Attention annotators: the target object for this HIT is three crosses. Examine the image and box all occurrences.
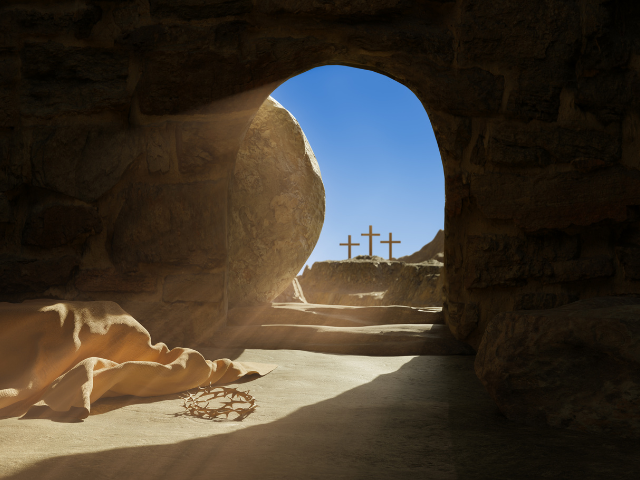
[340,225,401,260]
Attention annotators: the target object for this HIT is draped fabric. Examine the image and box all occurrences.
[0,300,276,419]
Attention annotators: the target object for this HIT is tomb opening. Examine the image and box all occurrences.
[227,65,446,313]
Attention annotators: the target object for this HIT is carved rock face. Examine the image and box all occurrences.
[228,97,325,306]
[298,256,443,308]
[475,296,640,438]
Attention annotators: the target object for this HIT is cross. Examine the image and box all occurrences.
[380,232,401,260]
[361,225,380,256]
[339,235,360,259]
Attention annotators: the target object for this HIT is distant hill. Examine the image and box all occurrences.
[279,230,446,308]
[396,229,444,263]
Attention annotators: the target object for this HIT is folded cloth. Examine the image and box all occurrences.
[0,300,276,419]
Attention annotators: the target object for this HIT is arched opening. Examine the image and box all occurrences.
[223,65,467,355]
[4,1,638,465]
[271,65,444,273]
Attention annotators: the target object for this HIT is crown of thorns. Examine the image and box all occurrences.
[179,385,257,421]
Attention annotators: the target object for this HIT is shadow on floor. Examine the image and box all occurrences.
[5,357,640,480]
[19,372,262,421]
[19,405,88,423]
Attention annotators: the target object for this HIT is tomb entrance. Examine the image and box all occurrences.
[0,1,636,351]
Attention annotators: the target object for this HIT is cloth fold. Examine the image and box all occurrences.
[0,300,276,419]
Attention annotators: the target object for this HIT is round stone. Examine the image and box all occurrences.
[228,97,325,306]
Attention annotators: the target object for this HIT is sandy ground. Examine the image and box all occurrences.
[1,349,639,480]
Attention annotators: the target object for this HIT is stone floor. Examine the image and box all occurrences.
[1,349,639,480]
[218,303,472,355]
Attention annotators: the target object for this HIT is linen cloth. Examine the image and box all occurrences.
[0,300,276,419]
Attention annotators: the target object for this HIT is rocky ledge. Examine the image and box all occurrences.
[475,296,640,438]
[297,255,443,308]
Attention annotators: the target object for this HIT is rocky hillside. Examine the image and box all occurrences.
[297,255,443,308]
[397,229,444,263]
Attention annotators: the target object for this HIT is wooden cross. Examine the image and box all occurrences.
[339,235,360,259]
[361,225,380,256]
[381,232,401,260]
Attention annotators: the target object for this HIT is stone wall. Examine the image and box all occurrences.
[298,256,443,308]
[1,0,639,348]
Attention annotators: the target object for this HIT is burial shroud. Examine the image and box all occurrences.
[0,300,276,419]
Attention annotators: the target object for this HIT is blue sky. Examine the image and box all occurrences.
[270,66,444,270]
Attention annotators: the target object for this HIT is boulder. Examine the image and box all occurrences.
[475,296,640,438]
[299,255,443,307]
[228,97,325,307]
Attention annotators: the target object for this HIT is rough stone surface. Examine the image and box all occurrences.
[470,167,640,232]
[464,233,580,289]
[0,255,78,298]
[299,256,443,308]
[475,297,640,438]
[162,273,224,303]
[145,124,174,174]
[30,126,144,203]
[22,200,102,248]
[513,292,580,311]
[0,0,639,363]
[0,194,13,223]
[75,271,157,293]
[228,97,325,307]
[177,121,231,175]
[618,246,640,281]
[119,301,226,348]
[112,182,227,270]
[20,42,129,118]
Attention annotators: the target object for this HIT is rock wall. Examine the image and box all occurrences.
[475,297,640,437]
[1,1,639,348]
[299,256,443,308]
